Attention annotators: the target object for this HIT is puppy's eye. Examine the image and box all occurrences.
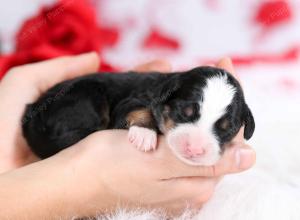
[163,105,170,116]
[183,103,198,117]
[184,106,194,117]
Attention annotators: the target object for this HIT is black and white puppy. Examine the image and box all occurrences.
[22,66,255,166]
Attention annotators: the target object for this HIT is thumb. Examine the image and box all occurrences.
[212,144,256,176]
[157,134,256,178]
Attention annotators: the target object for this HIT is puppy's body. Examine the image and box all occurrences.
[22,67,255,165]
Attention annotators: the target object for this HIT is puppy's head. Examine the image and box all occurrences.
[152,67,255,166]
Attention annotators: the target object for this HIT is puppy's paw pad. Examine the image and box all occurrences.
[128,126,157,152]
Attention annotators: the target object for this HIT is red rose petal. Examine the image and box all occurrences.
[143,29,180,50]
[254,0,293,29]
[0,0,118,78]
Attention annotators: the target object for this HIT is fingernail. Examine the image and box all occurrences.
[222,57,232,65]
[66,52,99,73]
[217,57,235,74]
[235,149,255,170]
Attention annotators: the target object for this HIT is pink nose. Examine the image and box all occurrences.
[180,134,206,157]
[183,142,205,157]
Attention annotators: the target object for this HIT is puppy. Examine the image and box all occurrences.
[22,66,255,166]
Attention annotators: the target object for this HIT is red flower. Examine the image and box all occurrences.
[0,0,119,78]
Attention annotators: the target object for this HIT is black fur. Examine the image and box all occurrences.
[22,67,255,158]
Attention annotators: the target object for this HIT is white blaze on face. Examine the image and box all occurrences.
[167,74,236,166]
[199,75,236,129]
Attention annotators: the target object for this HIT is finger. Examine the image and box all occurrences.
[144,176,217,216]
[217,57,235,74]
[211,144,255,175]
[157,176,219,206]
[179,177,219,203]
[167,146,255,178]
[228,126,245,144]
[195,127,256,176]
[216,57,241,82]
[155,136,255,178]
[16,52,100,92]
[133,59,172,72]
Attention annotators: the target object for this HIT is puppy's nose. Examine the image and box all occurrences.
[179,133,207,157]
[184,144,205,157]
[182,140,205,157]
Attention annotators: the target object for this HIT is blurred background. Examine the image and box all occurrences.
[0,0,299,213]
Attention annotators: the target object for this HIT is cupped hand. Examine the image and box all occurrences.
[60,58,256,216]
[0,54,255,217]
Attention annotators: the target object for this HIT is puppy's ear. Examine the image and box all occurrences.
[153,75,181,104]
[243,104,255,140]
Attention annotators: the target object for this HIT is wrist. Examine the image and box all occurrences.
[53,142,111,217]
[0,147,103,219]
[40,146,108,218]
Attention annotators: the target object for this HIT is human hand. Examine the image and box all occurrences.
[0,54,255,218]
[55,58,256,217]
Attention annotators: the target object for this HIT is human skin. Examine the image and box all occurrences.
[0,53,256,219]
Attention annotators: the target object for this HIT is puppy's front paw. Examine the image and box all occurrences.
[128,126,157,152]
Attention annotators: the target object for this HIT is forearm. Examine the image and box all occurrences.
[0,150,91,219]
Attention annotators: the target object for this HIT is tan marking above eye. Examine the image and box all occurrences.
[219,119,230,130]
[163,105,170,115]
